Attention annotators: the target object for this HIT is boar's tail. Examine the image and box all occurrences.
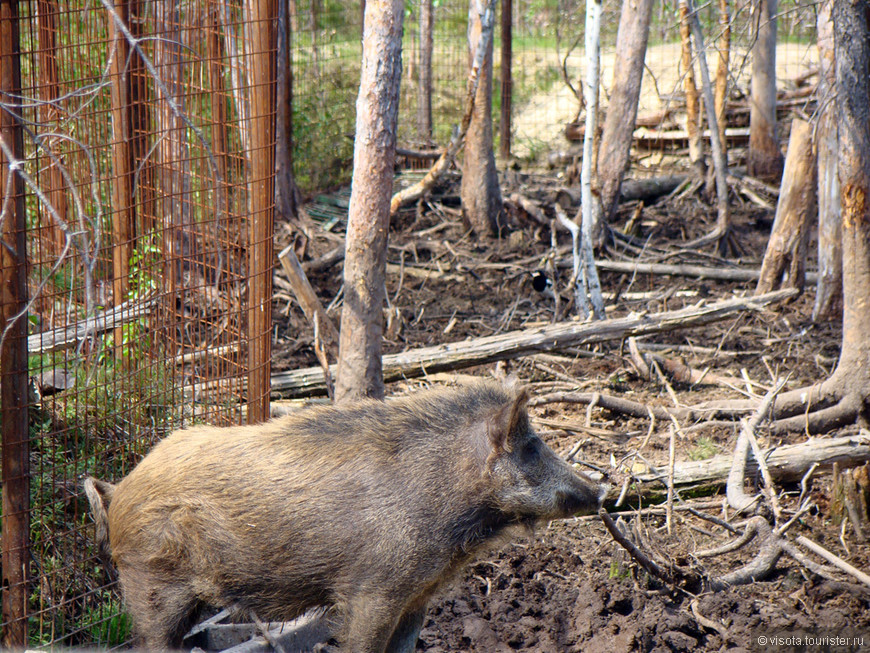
[83,477,117,578]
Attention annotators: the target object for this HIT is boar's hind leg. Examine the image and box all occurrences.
[120,571,201,649]
[385,607,426,653]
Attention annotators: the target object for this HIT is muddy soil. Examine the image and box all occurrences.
[273,171,870,652]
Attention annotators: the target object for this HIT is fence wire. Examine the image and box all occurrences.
[1,0,274,646]
[1,0,816,648]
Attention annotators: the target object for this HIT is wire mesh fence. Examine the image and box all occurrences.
[1,0,817,648]
[1,0,274,646]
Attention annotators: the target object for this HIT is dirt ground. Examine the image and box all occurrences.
[273,165,870,652]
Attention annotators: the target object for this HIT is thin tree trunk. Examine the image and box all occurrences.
[686,0,731,249]
[713,0,730,166]
[417,0,433,145]
[748,0,782,181]
[155,0,193,339]
[813,0,841,322]
[219,2,250,157]
[756,118,816,294]
[499,0,512,160]
[335,0,405,402]
[461,0,503,238]
[596,0,654,228]
[108,0,137,357]
[679,0,704,178]
[36,0,67,258]
[577,0,605,319]
[276,0,302,220]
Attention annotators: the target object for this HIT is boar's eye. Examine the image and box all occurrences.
[522,439,540,462]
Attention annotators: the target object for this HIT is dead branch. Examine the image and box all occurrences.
[599,509,695,588]
[726,380,785,513]
[694,516,767,558]
[795,535,870,589]
[277,245,339,358]
[271,289,796,397]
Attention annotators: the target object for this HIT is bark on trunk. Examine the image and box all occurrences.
[756,118,816,294]
[748,0,783,181]
[36,0,67,257]
[830,1,870,386]
[813,0,842,322]
[679,0,704,178]
[276,0,302,221]
[713,0,730,168]
[687,0,731,246]
[597,0,654,225]
[461,0,503,237]
[335,0,405,402]
[155,0,193,338]
[417,0,433,145]
[499,0,512,160]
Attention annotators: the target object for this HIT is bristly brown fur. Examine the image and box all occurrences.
[86,379,604,652]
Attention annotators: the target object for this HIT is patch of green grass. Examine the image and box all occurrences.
[687,436,719,461]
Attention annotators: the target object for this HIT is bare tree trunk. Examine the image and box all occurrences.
[748,0,783,181]
[108,0,137,357]
[713,0,730,166]
[756,118,816,294]
[596,0,654,227]
[761,1,870,435]
[679,0,704,178]
[499,0,512,160]
[686,0,731,252]
[831,1,870,385]
[36,0,67,258]
[155,0,193,339]
[813,0,842,322]
[417,0,433,145]
[576,0,605,319]
[335,0,404,403]
[276,0,302,221]
[461,0,503,238]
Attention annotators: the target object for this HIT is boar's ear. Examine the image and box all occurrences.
[487,387,530,453]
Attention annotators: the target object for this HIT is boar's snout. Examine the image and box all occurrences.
[556,474,609,517]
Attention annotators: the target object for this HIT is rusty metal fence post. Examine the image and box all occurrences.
[0,0,30,646]
[246,0,276,423]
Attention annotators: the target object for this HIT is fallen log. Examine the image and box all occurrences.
[270,288,797,398]
[574,259,819,284]
[631,433,870,489]
[28,292,157,354]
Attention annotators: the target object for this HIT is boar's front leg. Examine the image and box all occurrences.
[120,569,201,649]
[384,606,427,653]
[341,593,413,653]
